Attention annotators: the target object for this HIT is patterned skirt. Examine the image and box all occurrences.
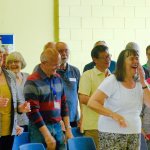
[98,131,140,150]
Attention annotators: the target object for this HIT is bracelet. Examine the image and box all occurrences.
[142,86,148,89]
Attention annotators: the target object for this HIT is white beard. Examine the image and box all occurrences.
[61,59,68,65]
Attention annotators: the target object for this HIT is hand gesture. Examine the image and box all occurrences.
[16,125,24,135]
[19,101,31,113]
[111,112,127,128]
[45,135,56,150]
[0,97,9,107]
[142,129,149,140]
[78,113,83,133]
[60,120,66,132]
[23,101,31,112]
[65,128,73,140]
[138,64,145,84]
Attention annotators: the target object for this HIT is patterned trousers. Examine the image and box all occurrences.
[98,132,140,150]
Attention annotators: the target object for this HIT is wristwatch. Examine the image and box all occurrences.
[65,125,71,129]
[142,85,148,89]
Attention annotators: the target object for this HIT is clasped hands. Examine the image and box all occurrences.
[0,97,9,107]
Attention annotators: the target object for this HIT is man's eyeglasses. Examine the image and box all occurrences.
[98,54,112,60]
[45,61,60,68]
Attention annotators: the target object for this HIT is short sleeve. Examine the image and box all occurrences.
[78,71,92,96]
[98,74,118,97]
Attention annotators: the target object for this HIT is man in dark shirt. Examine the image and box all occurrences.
[24,48,73,150]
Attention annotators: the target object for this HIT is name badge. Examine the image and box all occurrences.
[69,78,76,82]
[54,101,60,109]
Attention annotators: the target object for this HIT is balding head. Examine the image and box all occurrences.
[43,42,55,50]
[56,42,68,50]
[40,48,61,76]
[40,48,59,63]
[125,42,140,54]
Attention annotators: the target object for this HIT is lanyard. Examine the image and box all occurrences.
[46,77,57,100]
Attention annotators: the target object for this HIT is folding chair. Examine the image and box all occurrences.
[67,137,96,150]
[19,143,45,150]
[12,132,30,150]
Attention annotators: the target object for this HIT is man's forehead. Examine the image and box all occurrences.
[98,50,109,55]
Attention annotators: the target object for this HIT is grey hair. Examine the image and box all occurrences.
[125,42,140,53]
[6,51,27,69]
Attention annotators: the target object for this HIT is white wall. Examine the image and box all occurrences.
[0,0,54,73]
[59,0,150,72]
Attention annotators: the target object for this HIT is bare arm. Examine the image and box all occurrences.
[87,89,127,127]
[142,85,150,107]
[78,93,89,105]
[63,116,73,139]
[138,65,150,107]
[78,93,90,132]
[78,72,91,105]
[77,94,84,132]
[88,89,111,115]
[39,125,56,150]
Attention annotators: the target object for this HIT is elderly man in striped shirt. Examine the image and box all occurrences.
[24,48,73,150]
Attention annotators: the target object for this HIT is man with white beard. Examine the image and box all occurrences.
[56,42,80,127]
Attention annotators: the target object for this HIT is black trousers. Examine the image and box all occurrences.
[0,135,14,150]
[70,121,77,127]
[20,125,28,132]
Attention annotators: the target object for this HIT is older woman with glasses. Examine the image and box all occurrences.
[0,48,30,150]
[6,51,29,132]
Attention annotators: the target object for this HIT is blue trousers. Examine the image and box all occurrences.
[29,122,66,150]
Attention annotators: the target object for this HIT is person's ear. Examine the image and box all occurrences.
[92,58,97,64]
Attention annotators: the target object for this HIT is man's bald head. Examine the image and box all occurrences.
[43,42,56,50]
[125,42,140,54]
[40,48,60,63]
[40,48,61,76]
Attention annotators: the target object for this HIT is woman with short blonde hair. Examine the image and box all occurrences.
[6,51,29,132]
